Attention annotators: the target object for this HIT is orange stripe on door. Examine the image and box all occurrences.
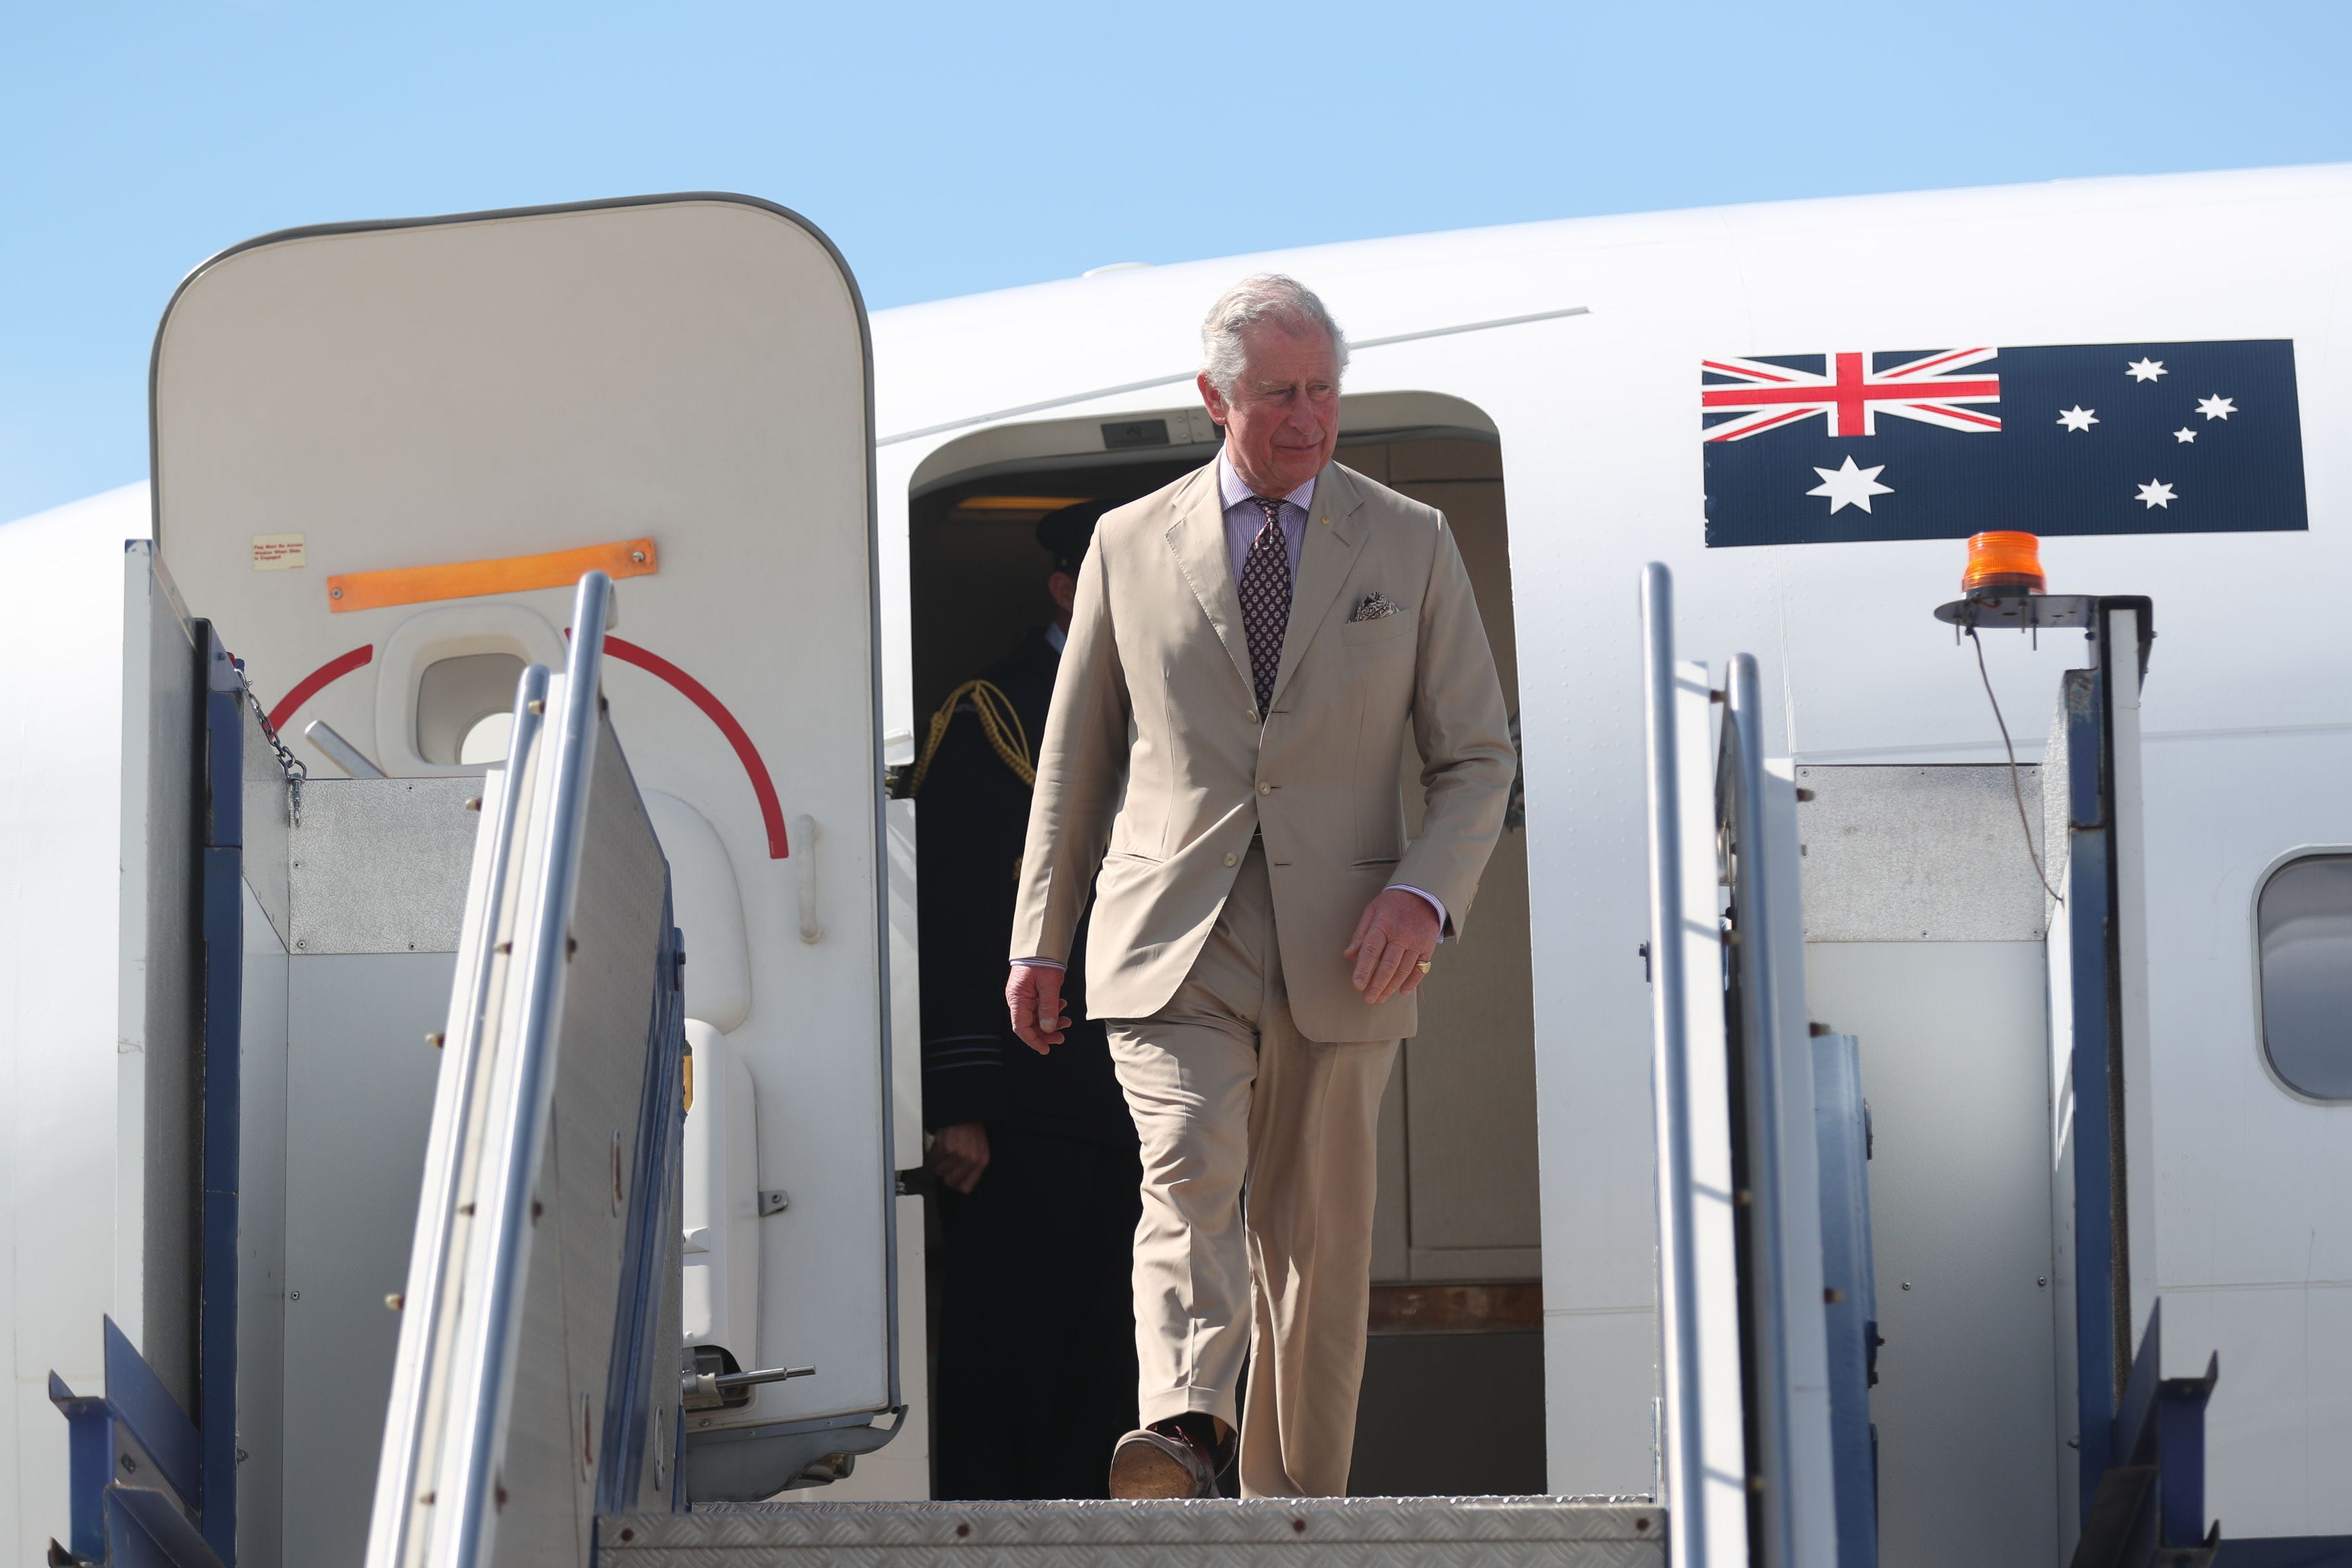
[327,538,657,612]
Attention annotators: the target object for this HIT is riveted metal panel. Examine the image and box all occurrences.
[596,1496,1663,1566]
[1795,764,2047,943]
[288,777,482,954]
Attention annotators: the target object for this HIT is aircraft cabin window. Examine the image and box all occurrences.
[459,710,514,765]
[2255,852,2352,1101]
[415,651,524,767]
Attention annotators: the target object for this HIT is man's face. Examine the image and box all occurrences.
[1198,321,1340,497]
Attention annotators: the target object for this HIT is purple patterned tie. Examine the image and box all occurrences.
[1239,496,1292,719]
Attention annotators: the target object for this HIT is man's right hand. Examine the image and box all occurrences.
[930,1122,990,1194]
[1006,963,1069,1055]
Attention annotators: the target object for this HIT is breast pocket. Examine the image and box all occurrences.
[1339,611,1414,647]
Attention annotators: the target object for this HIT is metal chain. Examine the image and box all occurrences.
[238,673,308,828]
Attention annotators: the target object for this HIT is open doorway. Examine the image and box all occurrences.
[907,390,1541,1495]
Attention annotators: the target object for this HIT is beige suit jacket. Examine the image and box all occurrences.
[1009,459,1515,1042]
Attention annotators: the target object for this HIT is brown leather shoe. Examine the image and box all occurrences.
[1108,1426,1219,1499]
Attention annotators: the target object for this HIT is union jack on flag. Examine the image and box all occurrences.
[1701,348,2002,442]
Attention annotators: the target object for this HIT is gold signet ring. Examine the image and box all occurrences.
[1416,960,1432,975]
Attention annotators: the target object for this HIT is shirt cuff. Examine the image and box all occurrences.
[1011,957,1066,971]
[1385,884,1449,936]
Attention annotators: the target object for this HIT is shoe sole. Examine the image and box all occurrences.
[1108,1436,1211,1499]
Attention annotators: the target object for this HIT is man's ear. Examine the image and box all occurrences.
[1197,370,1228,426]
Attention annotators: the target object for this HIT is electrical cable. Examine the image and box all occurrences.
[1968,624,2063,905]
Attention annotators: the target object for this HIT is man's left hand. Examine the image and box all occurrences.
[1344,889,1441,1006]
[930,1122,991,1194]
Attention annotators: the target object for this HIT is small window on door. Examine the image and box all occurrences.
[416,653,524,766]
[2256,853,2352,1101]
[459,710,515,765]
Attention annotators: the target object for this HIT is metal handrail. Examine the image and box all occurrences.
[1721,652,1798,1568]
[366,662,551,1567]
[440,571,614,1568]
[1639,563,1709,1567]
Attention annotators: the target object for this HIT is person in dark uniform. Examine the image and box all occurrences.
[915,498,1141,1499]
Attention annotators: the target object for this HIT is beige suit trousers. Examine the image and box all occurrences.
[1108,842,1397,1499]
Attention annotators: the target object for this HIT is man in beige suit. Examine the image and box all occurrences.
[1004,275,1514,1499]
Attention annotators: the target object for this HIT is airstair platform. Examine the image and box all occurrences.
[594,1495,1663,1567]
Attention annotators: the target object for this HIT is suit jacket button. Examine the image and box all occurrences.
[1223,852,1238,868]
[1257,783,1273,796]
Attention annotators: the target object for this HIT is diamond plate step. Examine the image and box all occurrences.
[596,1495,1664,1567]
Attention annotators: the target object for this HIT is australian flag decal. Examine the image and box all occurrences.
[1701,341,2306,547]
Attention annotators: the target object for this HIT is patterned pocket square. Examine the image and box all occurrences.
[1350,592,1402,622]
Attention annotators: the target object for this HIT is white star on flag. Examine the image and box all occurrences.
[2197,394,2236,420]
[2135,479,2177,510]
[2058,406,2099,431]
[1807,456,1894,514]
[2126,358,2168,382]
[2173,427,2198,444]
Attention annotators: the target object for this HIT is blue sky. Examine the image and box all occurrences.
[4,0,2348,521]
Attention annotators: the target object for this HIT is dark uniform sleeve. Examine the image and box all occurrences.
[914,696,1033,1130]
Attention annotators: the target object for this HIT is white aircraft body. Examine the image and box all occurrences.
[0,161,2345,1566]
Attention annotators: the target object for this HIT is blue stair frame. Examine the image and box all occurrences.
[48,1321,226,1568]
[2070,1303,2218,1567]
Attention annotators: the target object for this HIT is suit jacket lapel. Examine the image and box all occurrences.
[1163,464,1256,702]
[1268,462,1365,712]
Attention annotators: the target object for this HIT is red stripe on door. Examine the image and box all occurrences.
[600,636,791,860]
[266,645,375,734]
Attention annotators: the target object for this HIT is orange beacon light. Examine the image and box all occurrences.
[1934,529,2097,636]
[1961,531,2046,595]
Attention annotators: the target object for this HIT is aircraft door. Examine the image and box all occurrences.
[148,196,895,1503]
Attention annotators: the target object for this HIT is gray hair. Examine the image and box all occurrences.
[1199,274,1349,395]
